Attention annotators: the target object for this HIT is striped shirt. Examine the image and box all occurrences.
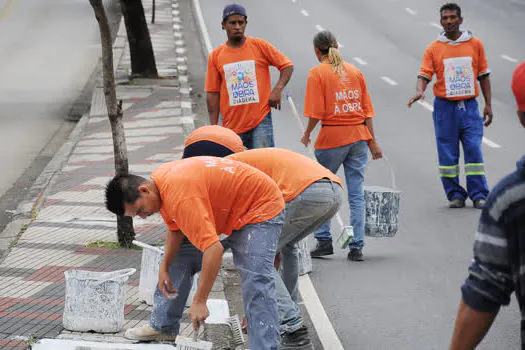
[462,156,525,347]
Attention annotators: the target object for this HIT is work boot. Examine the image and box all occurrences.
[473,198,486,209]
[124,324,176,341]
[348,248,364,261]
[310,239,333,258]
[281,326,314,349]
[449,197,466,208]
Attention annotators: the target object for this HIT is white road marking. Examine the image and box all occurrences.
[315,24,324,31]
[301,9,309,16]
[292,0,296,2]
[405,7,417,15]
[501,54,518,63]
[415,101,501,148]
[381,76,398,86]
[299,275,344,350]
[417,100,434,112]
[192,0,213,54]
[353,57,368,65]
[430,22,442,29]
[482,137,501,148]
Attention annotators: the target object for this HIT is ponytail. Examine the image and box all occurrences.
[313,30,345,76]
[328,47,344,76]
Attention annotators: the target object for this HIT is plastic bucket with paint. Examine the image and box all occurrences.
[364,156,401,237]
[62,268,136,333]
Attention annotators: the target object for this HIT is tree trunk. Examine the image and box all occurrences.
[89,0,135,247]
[119,0,158,78]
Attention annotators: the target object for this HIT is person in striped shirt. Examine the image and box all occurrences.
[449,62,525,349]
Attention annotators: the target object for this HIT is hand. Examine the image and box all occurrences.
[158,269,177,299]
[189,300,209,332]
[408,92,425,108]
[268,87,283,110]
[369,141,383,160]
[483,105,493,127]
[301,133,311,147]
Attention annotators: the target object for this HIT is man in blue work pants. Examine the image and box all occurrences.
[433,97,489,207]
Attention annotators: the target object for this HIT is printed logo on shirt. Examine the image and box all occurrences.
[224,60,260,106]
[202,157,236,174]
[334,89,363,114]
[444,57,475,98]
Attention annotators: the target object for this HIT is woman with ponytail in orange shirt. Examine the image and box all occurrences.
[301,30,382,261]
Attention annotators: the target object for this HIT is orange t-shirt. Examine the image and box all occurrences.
[184,125,245,153]
[227,148,342,202]
[205,37,293,133]
[418,37,489,100]
[151,157,284,252]
[303,62,374,150]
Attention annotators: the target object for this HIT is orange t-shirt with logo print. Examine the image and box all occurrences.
[184,125,245,153]
[418,37,489,100]
[227,148,342,202]
[150,157,284,252]
[304,62,374,150]
[205,36,293,134]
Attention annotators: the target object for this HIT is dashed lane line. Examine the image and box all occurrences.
[353,57,368,65]
[381,76,398,86]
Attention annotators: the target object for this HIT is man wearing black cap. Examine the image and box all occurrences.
[205,3,294,149]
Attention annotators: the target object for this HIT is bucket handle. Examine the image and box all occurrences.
[132,240,163,254]
[96,268,137,280]
[378,154,397,190]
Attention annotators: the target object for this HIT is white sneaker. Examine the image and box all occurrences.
[124,324,177,341]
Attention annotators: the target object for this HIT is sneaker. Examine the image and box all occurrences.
[449,197,466,208]
[473,198,486,209]
[281,326,314,350]
[124,324,176,341]
[310,239,333,258]
[348,248,364,261]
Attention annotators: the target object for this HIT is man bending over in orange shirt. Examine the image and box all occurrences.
[105,157,285,350]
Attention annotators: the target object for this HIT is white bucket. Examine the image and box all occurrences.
[133,240,164,306]
[62,268,136,333]
[364,156,401,237]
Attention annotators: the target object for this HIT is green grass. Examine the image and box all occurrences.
[86,240,142,250]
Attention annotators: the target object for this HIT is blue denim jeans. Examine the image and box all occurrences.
[150,211,284,350]
[313,140,369,249]
[238,112,275,149]
[276,180,343,334]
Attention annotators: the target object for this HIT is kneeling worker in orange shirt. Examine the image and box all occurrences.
[105,156,285,350]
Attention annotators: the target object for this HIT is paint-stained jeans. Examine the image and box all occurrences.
[276,180,343,334]
[238,112,275,149]
[313,140,369,249]
[150,211,284,350]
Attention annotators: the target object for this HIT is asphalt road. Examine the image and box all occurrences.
[0,0,119,231]
[198,0,525,348]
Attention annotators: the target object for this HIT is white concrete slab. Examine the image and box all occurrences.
[33,338,176,350]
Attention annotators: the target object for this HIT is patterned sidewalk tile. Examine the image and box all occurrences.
[0,0,206,344]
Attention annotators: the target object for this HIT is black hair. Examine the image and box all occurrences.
[105,174,147,216]
[440,3,461,17]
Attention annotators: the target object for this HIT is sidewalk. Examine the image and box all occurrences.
[0,0,232,349]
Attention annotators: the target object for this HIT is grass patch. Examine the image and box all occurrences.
[86,240,142,250]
